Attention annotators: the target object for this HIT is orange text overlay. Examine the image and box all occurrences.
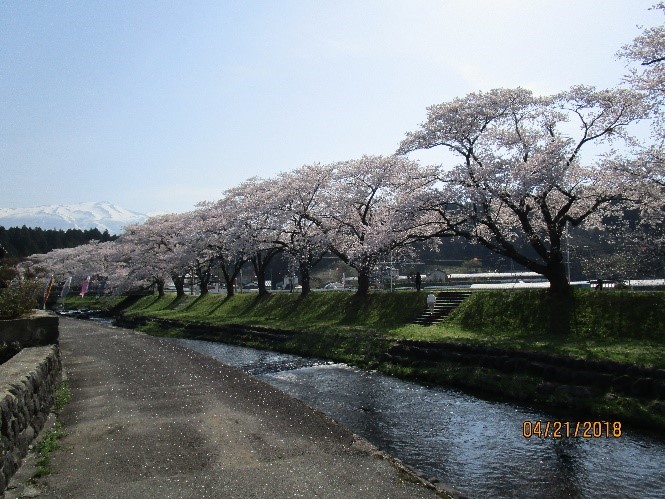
[522,421,622,439]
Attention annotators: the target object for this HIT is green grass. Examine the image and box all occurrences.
[450,289,665,340]
[33,422,66,478]
[53,381,72,413]
[443,289,665,368]
[386,324,665,368]
[32,381,71,479]
[66,289,665,368]
[117,291,428,333]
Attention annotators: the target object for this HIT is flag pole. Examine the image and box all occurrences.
[42,274,54,310]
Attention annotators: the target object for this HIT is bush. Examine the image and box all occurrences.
[0,279,42,319]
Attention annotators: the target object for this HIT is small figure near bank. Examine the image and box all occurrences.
[415,272,422,292]
[426,292,436,314]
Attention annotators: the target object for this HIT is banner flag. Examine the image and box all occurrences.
[80,276,91,297]
[60,277,72,298]
[42,274,54,309]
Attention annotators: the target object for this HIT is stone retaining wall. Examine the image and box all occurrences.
[0,345,61,493]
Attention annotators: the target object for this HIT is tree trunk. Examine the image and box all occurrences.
[544,260,572,335]
[172,275,185,297]
[256,266,268,296]
[299,262,311,296]
[198,268,209,295]
[251,248,281,297]
[544,260,571,298]
[298,250,324,296]
[195,263,211,296]
[156,279,165,298]
[356,272,370,296]
[220,265,235,297]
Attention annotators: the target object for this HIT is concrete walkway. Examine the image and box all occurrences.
[9,318,442,498]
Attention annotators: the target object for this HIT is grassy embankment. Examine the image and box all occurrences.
[64,290,665,432]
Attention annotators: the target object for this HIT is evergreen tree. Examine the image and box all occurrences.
[0,226,119,257]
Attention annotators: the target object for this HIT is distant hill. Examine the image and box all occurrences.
[0,201,147,235]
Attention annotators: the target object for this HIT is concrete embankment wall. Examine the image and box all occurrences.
[0,312,61,493]
[0,310,59,347]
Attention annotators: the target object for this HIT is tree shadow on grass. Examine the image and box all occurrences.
[209,293,306,321]
[207,294,235,315]
[109,295,144,314]
[243,293,273,314]
[164,294,188,310]
[180,293,269,317]
[181,294,211,312]
[277,293,313,316]
[342,294,376,325]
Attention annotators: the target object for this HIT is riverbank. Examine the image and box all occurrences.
[63,290,665,434]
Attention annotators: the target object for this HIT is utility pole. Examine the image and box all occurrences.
[565,228,571,282]
[390,250,394,292]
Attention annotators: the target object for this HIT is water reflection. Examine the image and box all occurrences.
[174,339,665,499]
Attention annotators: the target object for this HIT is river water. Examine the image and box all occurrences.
[172,338,664,498]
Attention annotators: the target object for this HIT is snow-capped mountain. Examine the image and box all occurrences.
[0,202,147,234]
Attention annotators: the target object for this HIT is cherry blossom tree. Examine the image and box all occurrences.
[307,155,439,295]
[398,86,650,303]
[619,3,665,135]
[219,178,285,296]
[24,241,127,295]
[271,164,333,295]
[167,210,221,296]
[617,3,665,189]
[153,213,201,297]
[28,211,235,298]
[82,241,133,295]
[119,214,200,297]
[22,246,84,290]
[115,213,201,297]
[614,3,665,277]
[194,200,260,297]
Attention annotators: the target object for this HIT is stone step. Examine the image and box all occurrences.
[414,292,473,326]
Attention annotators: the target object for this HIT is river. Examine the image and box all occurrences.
[169,338,665,498]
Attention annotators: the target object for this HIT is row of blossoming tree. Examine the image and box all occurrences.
[21,7,665,305]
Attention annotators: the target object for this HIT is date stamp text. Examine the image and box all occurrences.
[522,421,622,439]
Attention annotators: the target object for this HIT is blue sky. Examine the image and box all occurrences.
[1,1,660,214]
